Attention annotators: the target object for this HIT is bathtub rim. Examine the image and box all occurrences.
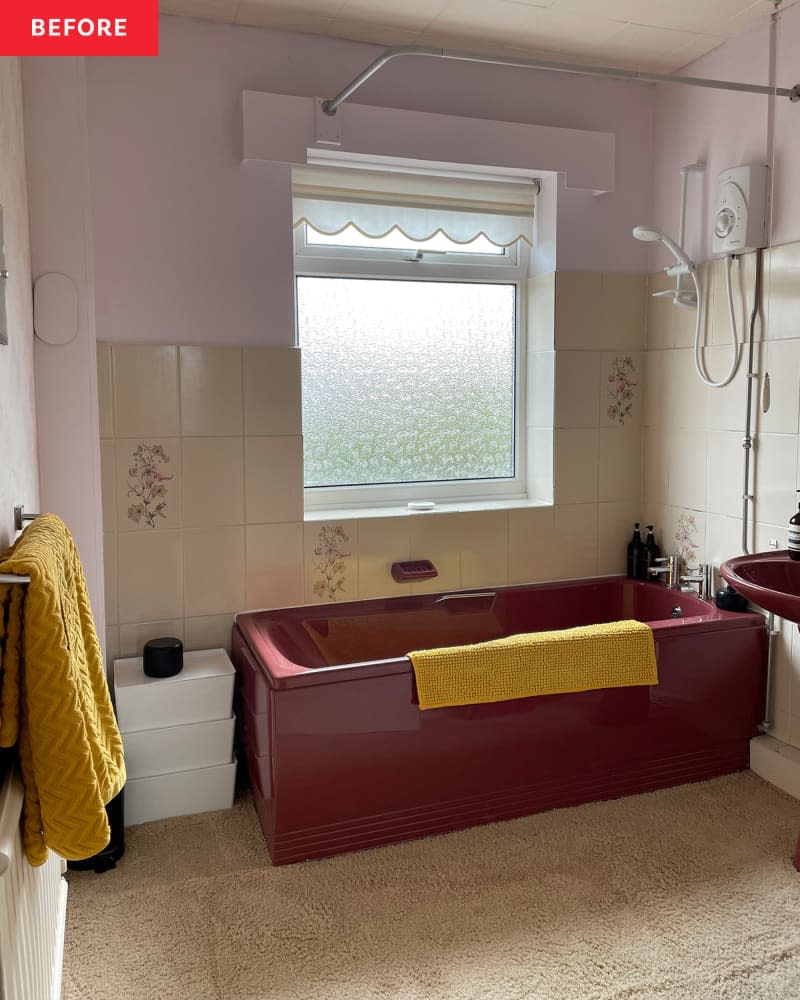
[234,575,765,691]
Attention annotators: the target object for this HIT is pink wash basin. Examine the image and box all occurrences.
[720,550,800,622]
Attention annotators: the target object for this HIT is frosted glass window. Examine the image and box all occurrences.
[297,277,515,488]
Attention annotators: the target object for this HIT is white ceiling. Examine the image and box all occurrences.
[159,0,794,73]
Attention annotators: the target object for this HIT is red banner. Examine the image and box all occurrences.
[1,1,159,56]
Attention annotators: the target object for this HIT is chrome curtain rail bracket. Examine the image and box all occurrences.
[320,45,800,116]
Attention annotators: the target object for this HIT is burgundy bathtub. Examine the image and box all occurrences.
[231,576,766,866]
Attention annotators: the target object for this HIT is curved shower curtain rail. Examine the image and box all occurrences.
[320,45,800,116]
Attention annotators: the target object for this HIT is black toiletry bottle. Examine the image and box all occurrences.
[790,491,800,561]
[627,523,643,579]
[642,525,661,580]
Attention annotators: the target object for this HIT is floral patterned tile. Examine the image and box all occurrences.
[115,438,182,531]
[600,352,642,428]
[669,507,706,574]
[303,521,358,604]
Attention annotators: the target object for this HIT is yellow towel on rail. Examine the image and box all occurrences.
[408,619,658,711]
[0,515,125,866]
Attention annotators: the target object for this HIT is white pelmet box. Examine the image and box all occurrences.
[122,716,236,780]
[113,648,235,733]
[124,758,237,826]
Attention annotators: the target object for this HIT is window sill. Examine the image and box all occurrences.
[304,498,552,522]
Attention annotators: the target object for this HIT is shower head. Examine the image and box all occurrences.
[632,225,695,271]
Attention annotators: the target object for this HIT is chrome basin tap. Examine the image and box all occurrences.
[648,554,680,589]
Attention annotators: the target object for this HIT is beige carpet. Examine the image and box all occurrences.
[62,772,800,1000]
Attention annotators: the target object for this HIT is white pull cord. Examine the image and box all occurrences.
[692,254,740,388]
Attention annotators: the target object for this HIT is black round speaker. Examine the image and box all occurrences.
[142,637,183,678]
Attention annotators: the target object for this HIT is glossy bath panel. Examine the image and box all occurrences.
[230,576,767,865]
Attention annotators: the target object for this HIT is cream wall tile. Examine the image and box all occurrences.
[667,430,706,512]
[705,430,740,517]
[409,513,461,595]
[766,242,800,341]
[646,271,696,351]
[597,500,641,576]
[643,350,667,428]
[304,521,357,603]
[705,513,745,587]
[116,439,181,531]
[180,346,243,436]
[554,351,600,428]
[527,272,555,352]
[527,427,553,504]
[508,506,557,583]
[668,349,709,429]
[100,441,116,531]
[184,614,235,654]
[103,532,118,626]
[245,522,304,610]
[753,433,798,527]
[119,620,185,659]
[708,254,758,349]
[553,504,599,580]
[554,272,602,349]
[97,343,114,438]
[770,708,791,744]
[598,428,642,502]
[244,436,303,524]
[182,437,244,527]
[117,529,183,624]
[771,616,795,720]
[458,510,509,589]
[105,627,120,671]
[600,352,642,429]
[646,272,675,350]
[642,426,668,514]
[762,339,800,436]
[113,345,179,438]
[554,428,598,505]
[243,347,302,436]
[357,516,412,599]
[183,526,244,617]
[600,273,646,350]
[703,346,749,431]
[528,351,554,428]
[754,521,787,557]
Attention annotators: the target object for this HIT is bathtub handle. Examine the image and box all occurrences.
[435,591,496,605]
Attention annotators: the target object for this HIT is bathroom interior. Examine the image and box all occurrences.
[3,0,800,996]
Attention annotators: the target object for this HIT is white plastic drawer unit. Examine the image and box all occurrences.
[124,759,237,826]
[113,648,235,732]
[122,716,236,780]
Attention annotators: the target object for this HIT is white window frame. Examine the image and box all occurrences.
[294,224,529,513]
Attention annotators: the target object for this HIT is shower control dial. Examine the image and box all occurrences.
[712,164,768,256]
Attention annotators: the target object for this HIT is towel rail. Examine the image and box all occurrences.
[1,506,37,583]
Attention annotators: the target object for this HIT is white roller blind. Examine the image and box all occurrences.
[292,165,535,248]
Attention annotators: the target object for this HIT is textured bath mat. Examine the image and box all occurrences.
[62,771,800,1000]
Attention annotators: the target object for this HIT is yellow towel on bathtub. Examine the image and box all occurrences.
[0,515,126,865]
[408,619,658,711]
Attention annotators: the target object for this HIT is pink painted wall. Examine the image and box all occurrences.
[0,59,38,553]
[85,15,655,347]
[652,3,800,267]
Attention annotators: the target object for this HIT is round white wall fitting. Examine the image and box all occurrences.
[33,272,78,345]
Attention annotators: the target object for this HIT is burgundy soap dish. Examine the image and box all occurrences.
[391,560,438,583]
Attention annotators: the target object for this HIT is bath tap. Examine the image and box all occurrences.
[648,554,680,589]
[680,564,713,601]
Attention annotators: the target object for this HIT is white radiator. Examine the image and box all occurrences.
[0,766,67,1000]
